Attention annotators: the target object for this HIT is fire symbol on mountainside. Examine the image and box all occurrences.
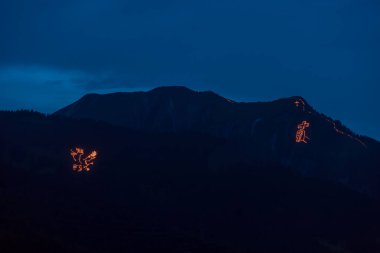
[294,98,307,112]
[70,148,97,172]
[296,121,310,143]
[293,98,366,147]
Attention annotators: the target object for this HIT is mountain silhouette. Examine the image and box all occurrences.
[54,86,380,198]
[1,87,379,252]
[1,109,380,253]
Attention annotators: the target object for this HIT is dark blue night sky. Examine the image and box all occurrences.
[0,0,379,140]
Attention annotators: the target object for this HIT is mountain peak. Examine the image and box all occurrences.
[148,86,233,101]
[150,85,195,93]
[77,86,232,102]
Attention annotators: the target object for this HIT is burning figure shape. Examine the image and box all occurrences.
[296,121,310,143]
[70,148,97,172]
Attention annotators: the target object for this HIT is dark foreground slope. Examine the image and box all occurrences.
[55,86,380,198]
[0,111,380,253]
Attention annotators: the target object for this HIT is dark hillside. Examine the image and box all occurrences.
[0,110,379,252]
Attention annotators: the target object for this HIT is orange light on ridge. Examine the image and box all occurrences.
[325,118,367,148]
[70,148,98,172]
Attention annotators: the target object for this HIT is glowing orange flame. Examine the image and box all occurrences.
[296,120,310,143]
[294,98,307,112]
[70,148,97,172]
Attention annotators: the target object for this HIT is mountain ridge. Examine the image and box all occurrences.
[54,86,364,144]
[53,86,380,198]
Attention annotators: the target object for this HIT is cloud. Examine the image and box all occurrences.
[0,0,379,139]
[0,65,140,112]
